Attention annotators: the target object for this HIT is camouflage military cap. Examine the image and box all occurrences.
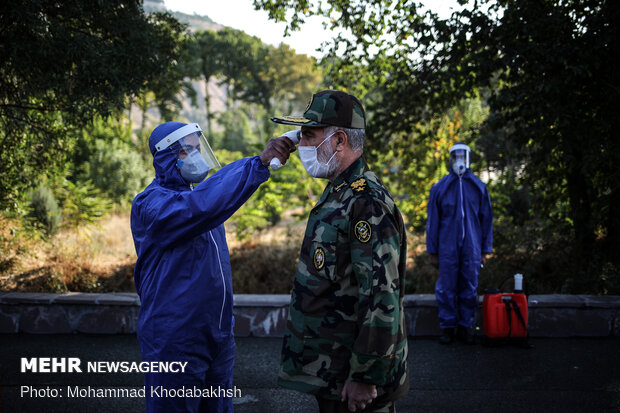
[271,90,366,129]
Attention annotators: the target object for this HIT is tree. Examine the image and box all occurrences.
[188,28,322,142]
[73,116,152,204]
[189,30,222,140]
[377,98,489,231]
[260,43,323,137]
[215,104,257,153]
[255,0,620,292]
[0,0,187,210]
[212,28,268,112]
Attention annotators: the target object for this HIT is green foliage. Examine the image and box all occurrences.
[261,42,323,136]
[23,171,111,237]
[146,16,196,122]
[9,0,618,295]
[374,98,489,231]
[75,117,152,205]
[135,128,155,165]
[52,178,112,231]
[187,28,322,141]
[0,0,187,211]
[80,139,152,205]
[215,28,271,108]
[254,0,620,293]
[187,30,221,139]
[27,185,62,237]
[215,149,324,238]
[465,0,619,289]
[215,105,260,154]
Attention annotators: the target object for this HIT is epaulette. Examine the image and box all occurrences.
[350,177,368,193]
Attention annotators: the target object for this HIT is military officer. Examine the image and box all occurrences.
[271,90,409,413]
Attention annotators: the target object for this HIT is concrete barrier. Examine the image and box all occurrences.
[0,292,619,337]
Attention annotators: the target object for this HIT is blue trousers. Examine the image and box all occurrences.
[144,337,235,413]
[435,254,480,329]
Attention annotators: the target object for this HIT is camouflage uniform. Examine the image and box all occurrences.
[278,157,409,403]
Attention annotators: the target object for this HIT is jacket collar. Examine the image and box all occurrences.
[314,157,367,208]
[331,156,367,191]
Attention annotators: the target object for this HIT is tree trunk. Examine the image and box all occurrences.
[565,152,594,259]
[204,76,213,140]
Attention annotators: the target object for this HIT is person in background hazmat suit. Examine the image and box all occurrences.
[272,90,409,413]
[131,121,295,413]
[426,143,493,345]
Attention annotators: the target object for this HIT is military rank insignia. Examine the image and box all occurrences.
[334,182,346,192]
[351,178,367,192]
[313,247,325,270]
[355,220,371,243]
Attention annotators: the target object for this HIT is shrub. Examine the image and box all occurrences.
[28,185,62,236]
[53,178,112,230]
[78,138,152,205]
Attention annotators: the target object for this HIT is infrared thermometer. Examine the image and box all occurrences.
[270,129,301,170]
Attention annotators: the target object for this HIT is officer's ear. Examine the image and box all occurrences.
[334,130,348,151]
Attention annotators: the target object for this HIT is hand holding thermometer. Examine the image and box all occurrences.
[270,129,301,170]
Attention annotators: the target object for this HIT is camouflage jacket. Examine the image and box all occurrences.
[278,157,409,401]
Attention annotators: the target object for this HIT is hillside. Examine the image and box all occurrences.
[143,0,225,32]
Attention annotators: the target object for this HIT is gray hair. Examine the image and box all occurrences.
[325,126,365,154]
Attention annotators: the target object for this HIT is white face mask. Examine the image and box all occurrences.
[298,131,338,178]
[176,150,210,183]
[452,160,467,176]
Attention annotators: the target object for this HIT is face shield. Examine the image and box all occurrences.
[449,143,470,176]
[154,123,221,182]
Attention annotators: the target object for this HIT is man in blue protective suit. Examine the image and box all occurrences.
[131,121,295,412]
[426,143,493,345]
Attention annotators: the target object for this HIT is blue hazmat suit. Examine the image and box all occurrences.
[426,168,493,329]
[131,122,270,412]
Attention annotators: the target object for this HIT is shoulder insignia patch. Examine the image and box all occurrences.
[351,178,367,192]
[313,247,325,270]
[354,220,372,243]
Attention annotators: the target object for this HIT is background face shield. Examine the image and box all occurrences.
[450,149,470,176]
[450,150,469,168]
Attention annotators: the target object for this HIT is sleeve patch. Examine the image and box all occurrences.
[355,220,372,243]
[313,247,326,270]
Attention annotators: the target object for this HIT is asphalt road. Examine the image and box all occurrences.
[1,334,619,412]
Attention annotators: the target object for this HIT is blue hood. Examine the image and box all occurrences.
[148,121,188,190]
